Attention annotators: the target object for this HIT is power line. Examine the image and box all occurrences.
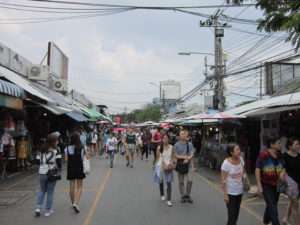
[28,0,256,9]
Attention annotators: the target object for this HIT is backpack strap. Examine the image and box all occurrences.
[186,142,190,155]
[45,151,55,165]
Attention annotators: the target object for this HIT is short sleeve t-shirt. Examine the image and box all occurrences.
[256,150,284,186]
[36,149,61,175]
[283,152,300,184]
[152,132,161,143]
[174,141,194,157]
[106,137,118,151]
[221,158,244,195]
[126,134,136,144]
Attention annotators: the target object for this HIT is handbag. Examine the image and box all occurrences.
[175,143,190,174]
[83,150,91,175]
[45,152,61,182]
[242,174,251,192]
[277,180,288,193]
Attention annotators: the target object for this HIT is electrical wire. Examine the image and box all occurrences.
[27,0,256,9]
[0,9,132,24]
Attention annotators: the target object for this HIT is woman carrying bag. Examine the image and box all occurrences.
[154,134,175,207]
[221,143,248,225]
[65,132,90,214]
[35,133,62,217]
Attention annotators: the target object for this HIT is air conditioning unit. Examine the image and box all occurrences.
[53,79,68,92]
[28,65,49,81]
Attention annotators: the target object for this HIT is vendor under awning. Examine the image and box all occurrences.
[0,79,24,110]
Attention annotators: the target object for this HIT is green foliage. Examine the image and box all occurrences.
[227,0,300,50]
[256,0,300,49]
[118,104,161,123]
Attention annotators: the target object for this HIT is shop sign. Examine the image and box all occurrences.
[0,42,32,77]
[0,94,23,110]
[48,42,69,80]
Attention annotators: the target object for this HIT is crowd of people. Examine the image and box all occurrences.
[221,136,300,225]
[32,125,300,225]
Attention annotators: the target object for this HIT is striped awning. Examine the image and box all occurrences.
[0,79,24,98]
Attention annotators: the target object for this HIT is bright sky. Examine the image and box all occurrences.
[0,0,293,113]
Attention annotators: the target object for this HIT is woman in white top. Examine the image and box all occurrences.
[221,143,246,225]
[155,134,175,207]
[35,133,62,217]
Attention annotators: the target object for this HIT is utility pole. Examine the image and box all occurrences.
[204,56,208,78]
[200,10,231,111]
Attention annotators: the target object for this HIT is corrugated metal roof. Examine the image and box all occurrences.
[226,91,300,115]
[241,105,300,117]
[0,79,24,98]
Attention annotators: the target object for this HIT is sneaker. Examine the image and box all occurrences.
[186,196,193,204]
[34,208,41,217]
[282,218,291,225]
[161,196,166,201]
[167,201,173,207]
[130,165,133,168]
[44,209,54,217]
[126,162,129,167]
[72,204,80,214]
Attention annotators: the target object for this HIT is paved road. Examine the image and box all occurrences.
[0,155,266,225]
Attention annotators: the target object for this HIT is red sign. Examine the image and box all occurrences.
[114,116,121,125]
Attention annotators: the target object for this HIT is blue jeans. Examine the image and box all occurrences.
[36,174,57,210]
[262,184,280,225]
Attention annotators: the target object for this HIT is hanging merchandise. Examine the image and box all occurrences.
[16,120,27,136]
[1,130,16,159]
[17,136,29,169]
[4,114,16,132]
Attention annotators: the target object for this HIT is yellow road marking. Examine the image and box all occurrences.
[196,173,263,224]
[83,169,112,225]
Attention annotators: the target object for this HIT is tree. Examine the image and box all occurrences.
[257,0,300,49]
[227,0,300,49]
[117,104,161,123]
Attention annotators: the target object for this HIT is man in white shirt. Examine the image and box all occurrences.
[106,132,118,168]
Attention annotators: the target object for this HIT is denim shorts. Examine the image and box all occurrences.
[286,176,300,199]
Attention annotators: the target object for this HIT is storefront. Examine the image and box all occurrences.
[0,79,28,177]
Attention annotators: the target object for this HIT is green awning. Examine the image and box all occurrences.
[80,107,105,121]
[103,115,112,122]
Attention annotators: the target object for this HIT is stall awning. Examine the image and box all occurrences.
[0,67,53,103]
[39,103,73,115]
[66,111,88,122]
[0,79,24,98]
[80,107,105,121]
[241,105,300,117]
[0,94,23,110]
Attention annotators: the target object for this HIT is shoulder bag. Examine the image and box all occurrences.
[46,151,61,182]
[83,148,91,175]
[175,143,190,174]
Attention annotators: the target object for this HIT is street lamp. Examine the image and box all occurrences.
[148,82,159,87]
